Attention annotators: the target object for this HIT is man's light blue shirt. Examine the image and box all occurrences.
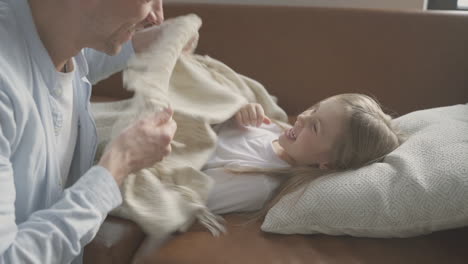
[0,0,134,263]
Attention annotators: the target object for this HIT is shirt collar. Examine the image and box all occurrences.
[9,0,88,87]
[9,0,58,91]
[75,51,89,78]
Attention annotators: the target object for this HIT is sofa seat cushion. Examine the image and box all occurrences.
[131,214,468,264]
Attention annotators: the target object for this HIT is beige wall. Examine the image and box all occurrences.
[166,0,428,10]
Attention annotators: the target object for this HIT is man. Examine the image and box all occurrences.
[0,0,176,263]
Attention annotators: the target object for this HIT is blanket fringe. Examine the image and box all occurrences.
[171,185,226,236]
[197,207,227,236]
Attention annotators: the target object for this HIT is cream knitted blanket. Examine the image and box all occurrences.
[91,14,288,239]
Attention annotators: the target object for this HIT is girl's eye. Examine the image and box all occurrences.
[305,120,316,133]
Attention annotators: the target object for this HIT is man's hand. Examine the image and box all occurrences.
[234,103,271,128]
[98,107,177,186]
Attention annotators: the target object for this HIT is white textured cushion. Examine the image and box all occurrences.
[261,104,468,238]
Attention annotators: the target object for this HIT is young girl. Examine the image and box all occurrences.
[204,93,404,217]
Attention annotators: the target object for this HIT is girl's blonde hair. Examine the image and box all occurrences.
[229,93,405,220]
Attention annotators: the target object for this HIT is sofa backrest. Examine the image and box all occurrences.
[93,3,468,116]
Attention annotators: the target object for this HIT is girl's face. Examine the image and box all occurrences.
[277,97,348,168]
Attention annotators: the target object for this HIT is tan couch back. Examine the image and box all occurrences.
[168,4,468,115]
[94,4,468,116]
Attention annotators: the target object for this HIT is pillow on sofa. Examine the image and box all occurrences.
[261,104,468,238]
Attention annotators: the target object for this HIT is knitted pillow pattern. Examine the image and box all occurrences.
[261,104,468,238]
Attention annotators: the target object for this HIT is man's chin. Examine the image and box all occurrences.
[98,42,123,56]
[105,45,123,56]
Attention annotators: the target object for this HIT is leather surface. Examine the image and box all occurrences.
[132,214,468,264]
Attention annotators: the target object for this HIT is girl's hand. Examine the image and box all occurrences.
[234,103,271,128]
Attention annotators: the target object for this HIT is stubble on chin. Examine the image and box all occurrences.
[100,34,124,56]
[104,43,122,56]
[104,25,135,56]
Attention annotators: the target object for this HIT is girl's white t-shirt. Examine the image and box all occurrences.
[203,121,290,214]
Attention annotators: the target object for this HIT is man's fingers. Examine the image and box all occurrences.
[149,11,158,25]
[163,106,174,116]
[152,107,173,125]
[161,143,172,158]
[155,10,164,25]
[153,0,164,25]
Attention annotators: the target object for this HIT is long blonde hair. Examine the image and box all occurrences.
[229,93,405,220]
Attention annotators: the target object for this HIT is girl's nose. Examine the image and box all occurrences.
[297,114,305,122]
[295,117,304,128]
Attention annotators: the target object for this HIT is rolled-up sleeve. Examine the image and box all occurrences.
[84,40,135,85]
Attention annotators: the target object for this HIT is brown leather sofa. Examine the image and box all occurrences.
[84,3,468,264]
